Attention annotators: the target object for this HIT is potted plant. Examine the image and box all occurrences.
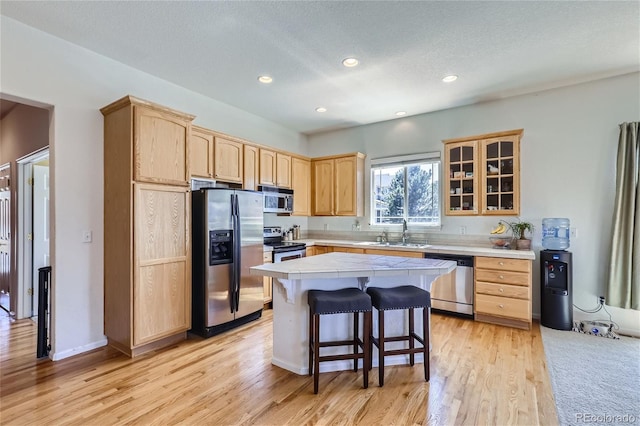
[508,219,534,250]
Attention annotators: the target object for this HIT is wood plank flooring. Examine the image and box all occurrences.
[0,309,557,425]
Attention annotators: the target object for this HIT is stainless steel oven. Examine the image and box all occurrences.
[264,226,306,262]
[273,247,306,263]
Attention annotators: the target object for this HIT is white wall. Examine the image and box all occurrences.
[307,73,640,335]
[0,17,308,359]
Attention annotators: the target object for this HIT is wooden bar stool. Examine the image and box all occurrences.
[307,288,372,394]
[366,285,431,386]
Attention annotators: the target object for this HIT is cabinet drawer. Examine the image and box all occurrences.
[475,269,530,287]
[475,257,531,273]
[476,294,530,321]
[476,282,529,300]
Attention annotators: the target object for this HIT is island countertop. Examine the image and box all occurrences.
[250,252,456,280]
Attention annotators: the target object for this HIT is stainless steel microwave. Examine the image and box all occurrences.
[258,185,293,214]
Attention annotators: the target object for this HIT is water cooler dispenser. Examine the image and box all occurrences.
[540,218,572,330]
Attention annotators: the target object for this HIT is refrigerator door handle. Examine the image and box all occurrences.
[229,194,240,314]
[233,193,241,312]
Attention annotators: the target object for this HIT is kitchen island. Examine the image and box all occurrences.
[250,252,456,375]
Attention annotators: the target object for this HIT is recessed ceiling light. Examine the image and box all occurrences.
[442,75,458,83]
[395,111,407,116]
[342,57,359,67]
[315,107,327,113]
[258,75,273,84]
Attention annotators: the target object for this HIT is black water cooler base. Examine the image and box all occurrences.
[540,250,573,331]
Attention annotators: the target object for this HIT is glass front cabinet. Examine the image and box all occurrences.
[443,129,522,216]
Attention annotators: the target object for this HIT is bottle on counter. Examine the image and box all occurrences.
[287,228,293,241]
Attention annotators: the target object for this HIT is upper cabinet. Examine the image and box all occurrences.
[276,153,291,188]
[130,104,192,185]
[291,157,310,216]
[312,152,365,216]
[214,137,243,184]
[259,148,277,186]
[260,149,291,188]
[190,127,214,179]
[443,129,522,216]
[243,144,259,190]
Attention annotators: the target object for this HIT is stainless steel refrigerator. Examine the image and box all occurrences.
[192,188,264,337]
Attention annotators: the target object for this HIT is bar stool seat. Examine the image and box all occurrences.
[366,285,431,386]
[308,288,372,394]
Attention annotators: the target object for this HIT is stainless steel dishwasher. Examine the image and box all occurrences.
[423,253,474,318]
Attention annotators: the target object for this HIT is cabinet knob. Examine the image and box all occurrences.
[499,288,504,292]
[499,261,504,266]
[499,275,504,279]
[499,304,504,309]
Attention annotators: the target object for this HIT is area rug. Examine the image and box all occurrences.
[540,326,640,426]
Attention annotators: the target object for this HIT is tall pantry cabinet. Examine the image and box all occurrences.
[101,96,194,357]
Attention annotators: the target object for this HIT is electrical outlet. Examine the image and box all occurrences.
[599,296,605,305]
[82,230,93,243]
[459,226,466,235]
[571,227,578,238]
[323,223,328,231]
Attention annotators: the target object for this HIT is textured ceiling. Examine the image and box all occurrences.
[1,1,639,134]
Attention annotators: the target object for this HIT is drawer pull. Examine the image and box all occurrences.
[499,261,504,266]
[499,288,504,292]
[499,275,504,279]
[499,304,504,309]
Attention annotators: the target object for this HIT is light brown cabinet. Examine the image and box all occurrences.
[190,127,214,179]
[311,152,365,216]
[214,136,243,184]
[363,248,423,258]
[243,144,259,190]
[291,157,310,216]
[276,153,292,188]
[101,96,193,357]
[260,149,292,188]
[443,129,522,216]
[263,251,272,304]
[134,104,191,185]
[259,148,277,186]
[474,256,532,330]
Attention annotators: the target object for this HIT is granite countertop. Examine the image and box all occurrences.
[294,238,536,260]
[250,252,456,280]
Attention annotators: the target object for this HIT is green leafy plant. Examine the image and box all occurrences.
[508,219,535,240]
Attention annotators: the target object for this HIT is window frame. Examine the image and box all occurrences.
[370,152,441,228]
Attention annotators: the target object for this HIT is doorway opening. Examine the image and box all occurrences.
[17,148,50,320]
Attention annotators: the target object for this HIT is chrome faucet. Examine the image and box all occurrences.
[402,219,408,243]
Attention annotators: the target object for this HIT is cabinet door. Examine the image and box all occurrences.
[259,149,277,186]
[312,159,334,215]
[244,145,259,190]
[334,155,363,216]
[291,157,310,216]
[133,184,190,346]
[444,141,478,215]
[262,251,272,304]
[214,137,243,183]
[134,106,189,185]
[480,135,520,215]
[276,153,292,188]
[190,129,214,178]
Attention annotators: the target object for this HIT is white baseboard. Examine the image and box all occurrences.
[51,337,108,361]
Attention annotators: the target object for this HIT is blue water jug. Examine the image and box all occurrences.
[542,218,570,250]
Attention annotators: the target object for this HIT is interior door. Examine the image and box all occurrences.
[32,164,50,317]
[0,165,11,312]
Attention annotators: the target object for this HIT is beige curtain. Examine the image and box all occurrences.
[607,122,639,310]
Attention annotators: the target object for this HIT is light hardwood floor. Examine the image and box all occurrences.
[0,309,557,425]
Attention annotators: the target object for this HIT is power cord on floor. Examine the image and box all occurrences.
[573,296,620,331]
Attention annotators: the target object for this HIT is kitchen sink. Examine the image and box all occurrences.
[355,241,430,249]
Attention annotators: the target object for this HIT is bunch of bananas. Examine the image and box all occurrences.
[490,222,508,234]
